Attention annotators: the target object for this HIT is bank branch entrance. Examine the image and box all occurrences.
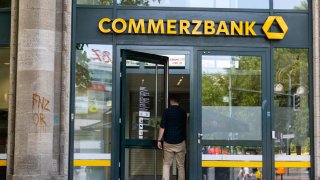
[72,3,313,179]
[110,47,311,180]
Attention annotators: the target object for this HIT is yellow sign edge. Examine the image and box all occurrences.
[0,160,310,168]
[202,161,310,168]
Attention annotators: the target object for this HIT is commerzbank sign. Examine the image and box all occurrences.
[98,16,288,40]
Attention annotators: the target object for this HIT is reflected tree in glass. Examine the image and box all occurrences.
[202,56,262,140]
[76,44,92,90]
[100,0,113,5]
[294,0,308,10]
[274,48,309,155]
[202,56,261,107]
[274,0,308,10]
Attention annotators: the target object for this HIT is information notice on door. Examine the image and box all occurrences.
[138,86,150,139]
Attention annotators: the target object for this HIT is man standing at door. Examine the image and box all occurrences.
[157,96,187,180]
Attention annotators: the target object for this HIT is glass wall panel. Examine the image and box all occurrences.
[0,47,9,179]
[125,61,161,140]
[273,48,310,180]
[74,44,113,179]
[117,0,268,9]
[202,55,262,141]
[202,146,263,180]
[274,0,308,10]
[125,149,164,179]
[0,0,10,8]
[77,0,112,5]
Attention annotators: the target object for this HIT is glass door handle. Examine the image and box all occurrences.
[272,131,277,140]
[198,133,203,144]
[262,99,267,110]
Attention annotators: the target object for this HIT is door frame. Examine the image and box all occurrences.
[193,47,273,180]
[115,45,194,180]
[111,45,197,179]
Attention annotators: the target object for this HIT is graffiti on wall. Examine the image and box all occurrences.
[32,93,50,128]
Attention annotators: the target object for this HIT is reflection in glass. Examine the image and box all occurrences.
[274,0,308,10]
[274,48,310,180]
[74,44,113,179]
[125,149,164,179]
[201,55,262,141]
[0,47,9,179]
[202,146,262,180]
[125,61,164,140]
[275,168,310,180]
[77,0,112,5]
[0,0,10,8]
[74,167,111,180]
[117,0,268,9]
[202,167,263,180]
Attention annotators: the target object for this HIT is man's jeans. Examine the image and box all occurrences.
[162,141,186,180]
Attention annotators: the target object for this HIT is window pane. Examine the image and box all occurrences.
[201,55,262,141]
[0,47,9,178]
[74,44,113,179]
[273,48,310,179]
[274,0,308,10]
[74,166,111,180]
[125,61,160,140]
[125,149,163,179]
[202,146,263,180]
[77,0,112,5]
[0,0,10,8]
[117,0,269,9]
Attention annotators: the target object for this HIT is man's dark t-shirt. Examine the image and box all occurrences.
[160,105,187,144]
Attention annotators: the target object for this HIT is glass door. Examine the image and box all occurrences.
[120,50,168,180]
[197,50,270,180]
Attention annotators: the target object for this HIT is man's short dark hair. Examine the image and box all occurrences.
[169,95,180,103]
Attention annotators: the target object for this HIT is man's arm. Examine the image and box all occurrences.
[157,128,165,149]
[158,109,167,149]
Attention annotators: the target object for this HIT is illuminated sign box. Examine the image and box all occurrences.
[98,16,288,40]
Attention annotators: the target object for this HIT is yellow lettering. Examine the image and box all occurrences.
[179,20,190,35]
[192,20,202,35]
[112,18,127,34]
[128,19,146,33]
[167,20,177,35]
[147,19,164,34]
[204,20,215,35]
[101,18,260,37]
[230,21,243,35]
[216,21,230,35]
[245,21,256,36]
[98,18,111,33]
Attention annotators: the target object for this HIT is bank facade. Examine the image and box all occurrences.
[0,0,319,179]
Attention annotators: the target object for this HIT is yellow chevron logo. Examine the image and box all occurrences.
[262,16,288,40]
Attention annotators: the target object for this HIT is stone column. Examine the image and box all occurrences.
[13,0,57,179]
[313,0,320,179]
[59,0,72,177]
[51,0,72,179]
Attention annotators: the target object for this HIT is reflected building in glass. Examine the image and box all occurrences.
[0,0,319,179]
